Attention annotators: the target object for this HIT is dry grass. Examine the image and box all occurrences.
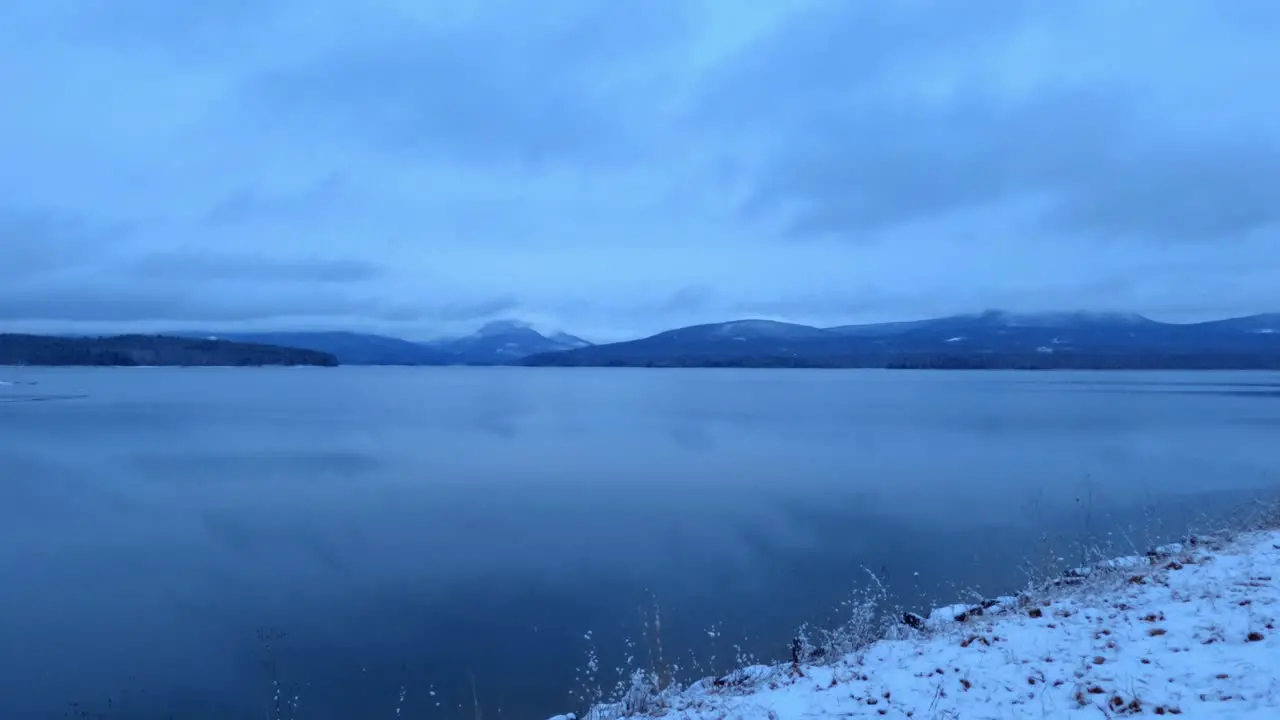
[562,492,1280,720]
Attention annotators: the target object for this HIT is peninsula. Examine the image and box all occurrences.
[0,334,338,367]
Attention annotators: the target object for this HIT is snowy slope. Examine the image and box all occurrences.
[969,310,1156,327]
[428,320,594,362]
[550,529,1280,719]
[526,310,1280,367]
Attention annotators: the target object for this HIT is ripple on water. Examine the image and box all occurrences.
[0,393,89,403]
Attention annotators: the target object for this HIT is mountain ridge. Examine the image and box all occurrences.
[521,310,1280,369]
[180,320,593,366]
[419,319,593,364]
[157,311,1280,368]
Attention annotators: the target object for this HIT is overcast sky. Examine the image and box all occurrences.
[3,1,1278,341]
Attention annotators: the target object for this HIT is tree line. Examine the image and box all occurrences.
[0,334,339,367]
[526,352,1280,370]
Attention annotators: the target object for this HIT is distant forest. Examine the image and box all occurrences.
[525,353,1280,370]
[0,334,338,367]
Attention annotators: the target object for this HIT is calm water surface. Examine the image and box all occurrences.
[2,368,1279,718]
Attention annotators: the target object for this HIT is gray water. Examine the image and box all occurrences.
[2,368,1279,719]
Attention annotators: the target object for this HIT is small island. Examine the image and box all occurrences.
[0,334,339,367]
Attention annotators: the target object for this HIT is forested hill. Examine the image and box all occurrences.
[522,312,1280,369]
[0,334,339,367]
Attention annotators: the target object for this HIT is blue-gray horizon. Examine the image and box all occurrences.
[3,1,1278,344]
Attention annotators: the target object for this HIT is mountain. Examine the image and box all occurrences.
[183,331,452,365]
[652,319,835,343]
[823,310,1176,355]
[0,334,337,367]
[523,311,1280,369]
[153,311,1280,370]
[170,323,592,365]
[521,319,843,367]
[549,331,592,349]
[517,319,838,368]
[944,310,1155,328]
[1189,314,1280,335]
[426,320,594,364]
[824,319,938,336]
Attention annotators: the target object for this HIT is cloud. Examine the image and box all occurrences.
[0,278,421,324]
[203,173,351,226]
[695,0,1280,243]
[424,296,522,323]
[69,0,272,63]
[2,0,1279,338]
[128,251,383,283]
[236,0,695,167]
[0,203,397,326]
[0,205,136,280]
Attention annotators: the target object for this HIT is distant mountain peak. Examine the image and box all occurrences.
[549,331,591,348]
[412,320,594,362]
[702,319,830,338]
[717,319,810,333]
[474,319,533,337]
[1196,313,1280,334]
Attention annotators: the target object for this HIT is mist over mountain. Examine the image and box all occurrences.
[180,320,592,366]
[421,320,592,364]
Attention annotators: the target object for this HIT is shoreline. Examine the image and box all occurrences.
[550,522,1280,719]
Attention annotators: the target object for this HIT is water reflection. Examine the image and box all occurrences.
[1,368,1278,718]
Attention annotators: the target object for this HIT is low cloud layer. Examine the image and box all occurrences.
[3,0,1278,340]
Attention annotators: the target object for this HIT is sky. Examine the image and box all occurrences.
[2,0,1279,342]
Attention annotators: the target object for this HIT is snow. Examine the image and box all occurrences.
[552,529,1280,719]
[552,332,593,349]
[711,320,831,339]
[975,310,1154,327]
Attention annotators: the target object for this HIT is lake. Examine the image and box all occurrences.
[2,367,1279,719]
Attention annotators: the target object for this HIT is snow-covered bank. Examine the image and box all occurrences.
[551,528,1280,719]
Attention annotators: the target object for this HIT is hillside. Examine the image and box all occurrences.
[0,334,338,367]
[523,311,1280,369]
[181,322,592,366]
[187,331,450,365]
[423,320,592,364]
